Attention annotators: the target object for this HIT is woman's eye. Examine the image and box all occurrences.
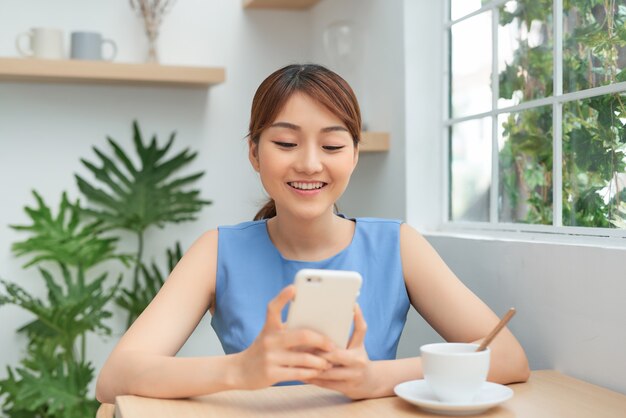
[272,141,297,148]
[323,145,345,151]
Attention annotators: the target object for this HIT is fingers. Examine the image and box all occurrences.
[319,348,367,368]
[264,285,295,330]
[313,364,364,381]
[273,367,324,383]
[259,329,334,363]
[277,350,331,371]
[282,329,335,352]
[347,303,367,349]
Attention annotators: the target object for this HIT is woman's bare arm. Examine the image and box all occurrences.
[400,223,530,384]
[96,230,225,403]
[96,230,334,403]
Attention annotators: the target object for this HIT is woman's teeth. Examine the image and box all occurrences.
[289,182,325,190]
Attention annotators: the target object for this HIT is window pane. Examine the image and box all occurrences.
[564,2,626,92]
[451,0,490,21]
[563,95,626,228]
[498,0,553,108]
[451,12,492,118]
[450,118,492,221]
[498,106,553,224]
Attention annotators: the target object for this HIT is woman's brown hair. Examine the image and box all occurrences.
[248,64,362,221]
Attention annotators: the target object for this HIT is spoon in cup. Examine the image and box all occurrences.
[476,307,516,352]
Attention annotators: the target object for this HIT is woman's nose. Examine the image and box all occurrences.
[295,147,323,174]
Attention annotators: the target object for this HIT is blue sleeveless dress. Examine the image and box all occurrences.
[211,217,410,364]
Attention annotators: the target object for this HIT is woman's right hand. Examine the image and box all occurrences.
[232,285,335,389]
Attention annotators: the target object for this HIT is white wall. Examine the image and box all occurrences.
[426,236,626,395]
[311,0,406,220]
[403,0,626,395]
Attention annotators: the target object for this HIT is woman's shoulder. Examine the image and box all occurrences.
[189,228,219,252]
[398,222,430,254]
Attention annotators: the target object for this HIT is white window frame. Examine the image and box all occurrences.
[441,0,626,244]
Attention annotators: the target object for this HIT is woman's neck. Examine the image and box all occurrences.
[266,210,355,261]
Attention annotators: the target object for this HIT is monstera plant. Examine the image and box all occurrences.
[0,193,123,418]
[0,121,211,417]
[76,121,210,325]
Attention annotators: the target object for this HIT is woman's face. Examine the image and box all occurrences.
[249,92,359,221]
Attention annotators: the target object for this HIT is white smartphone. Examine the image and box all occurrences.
[286,268,362,349]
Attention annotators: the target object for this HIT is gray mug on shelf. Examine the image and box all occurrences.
[70,31,117,61]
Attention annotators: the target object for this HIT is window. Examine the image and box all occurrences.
[446,0,626,236]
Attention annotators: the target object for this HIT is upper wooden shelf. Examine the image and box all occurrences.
[243,0,321,9]
[360,131,390,152]
[0,58,226,88]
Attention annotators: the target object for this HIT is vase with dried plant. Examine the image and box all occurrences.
[129,0,177,63]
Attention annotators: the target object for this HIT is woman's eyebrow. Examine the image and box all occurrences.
[269,122,348,133]
[321,126,349,133]
[270,122,300,131]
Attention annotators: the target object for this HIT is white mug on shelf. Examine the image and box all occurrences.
[16,28,64,59]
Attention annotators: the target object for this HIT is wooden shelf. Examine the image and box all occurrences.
[360,131,390,152]
[243,0,321,9]
[0,58,225,88]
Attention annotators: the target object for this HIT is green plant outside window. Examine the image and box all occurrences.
[449,0,626,230]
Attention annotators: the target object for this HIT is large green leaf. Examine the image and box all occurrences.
[75,120,211,233]
[0,344,98,418]
[11,191,128,269]
[0,266,121,347]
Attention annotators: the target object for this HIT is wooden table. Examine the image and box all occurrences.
[107,370,626,417]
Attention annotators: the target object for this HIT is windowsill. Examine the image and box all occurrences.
[422,225,626,250]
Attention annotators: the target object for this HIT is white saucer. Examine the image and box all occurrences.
[394,380,513,416]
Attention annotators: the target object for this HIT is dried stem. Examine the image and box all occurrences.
[129,0,177,62]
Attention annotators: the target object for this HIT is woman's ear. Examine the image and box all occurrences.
[249,140,260,172]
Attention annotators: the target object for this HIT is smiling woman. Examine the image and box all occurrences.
[247,64,361,221]
[96,64,529,405]
[250,92,358,224]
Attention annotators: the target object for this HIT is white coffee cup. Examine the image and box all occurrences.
[16,28,64,59]
[421,342,490,403]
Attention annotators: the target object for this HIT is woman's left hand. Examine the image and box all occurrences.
[305,304,382,400]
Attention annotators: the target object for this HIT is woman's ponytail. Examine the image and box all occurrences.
[253,199,277,221]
